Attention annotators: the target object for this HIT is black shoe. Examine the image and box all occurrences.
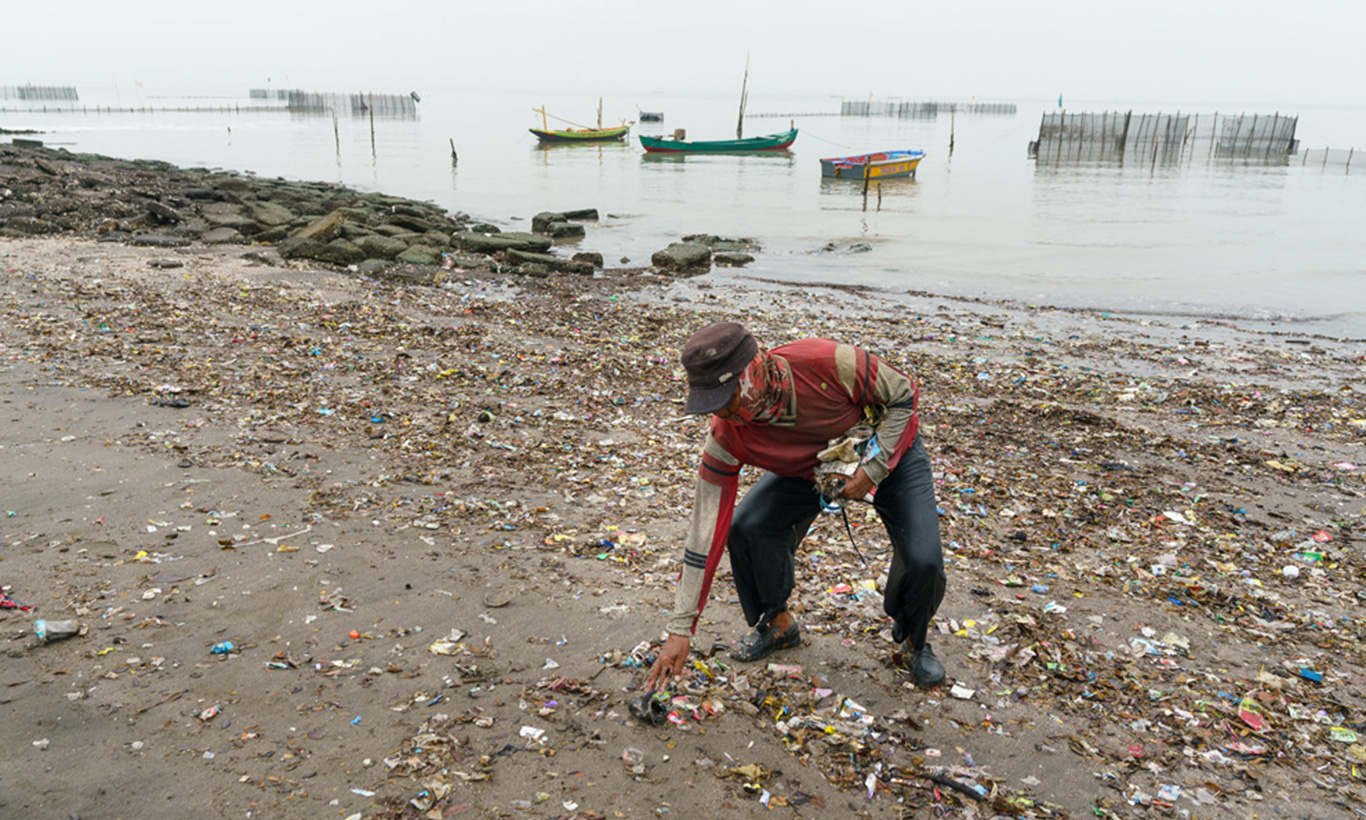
[729,622,801,662]
[908,642,945,688]
[628,693,670,726]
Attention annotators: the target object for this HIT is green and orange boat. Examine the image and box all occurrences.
[529,103,632,144]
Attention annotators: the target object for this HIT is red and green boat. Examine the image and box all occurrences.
[639,60,795,153]
[639,127,797,154]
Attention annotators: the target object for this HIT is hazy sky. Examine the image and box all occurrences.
[8,0,1364,106]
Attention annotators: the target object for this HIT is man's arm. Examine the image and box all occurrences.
[665,433,741,635]
[646,433,740,691]
[857,351,918,485]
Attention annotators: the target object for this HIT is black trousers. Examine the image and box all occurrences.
[726,435,946,649]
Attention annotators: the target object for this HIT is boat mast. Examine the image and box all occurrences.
[736,54,750,139]
[598,97,603,129]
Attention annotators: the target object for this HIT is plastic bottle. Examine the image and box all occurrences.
[34,619,81,642]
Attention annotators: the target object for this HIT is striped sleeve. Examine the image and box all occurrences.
[835,345,918,485]
[666,432,740,636]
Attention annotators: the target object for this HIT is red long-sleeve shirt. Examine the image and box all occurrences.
[667,339,919,636]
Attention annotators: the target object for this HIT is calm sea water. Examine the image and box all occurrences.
[6,85,1364,338]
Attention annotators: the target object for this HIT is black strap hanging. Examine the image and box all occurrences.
[839,504,868,566]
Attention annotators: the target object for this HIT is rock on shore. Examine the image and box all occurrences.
[0,144,620,280]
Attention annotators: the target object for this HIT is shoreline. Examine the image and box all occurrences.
[6,129,1363,341]
[1,152,1364,819]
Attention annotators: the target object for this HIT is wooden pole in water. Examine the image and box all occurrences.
[1151,114,1162,171]
[1169,111,1177,162]
[332,110,339,154]
[1185,113,1196,163]
[450,138,458,164]
[1055,111,1064,161]
[369,92,376,158]
[949,105,955,154]
[736,54,750,139]
[1119,110,1131,162]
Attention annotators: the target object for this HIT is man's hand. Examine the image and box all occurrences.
[841,466,875,501]
[644,633,691,692]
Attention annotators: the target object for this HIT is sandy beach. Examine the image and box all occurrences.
[2,153,1365,820]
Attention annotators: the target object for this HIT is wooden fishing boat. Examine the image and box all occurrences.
[531,123,631,143]
[638,110,664,122]
[639,57,795,154]
[820,150,925,180]
[530,102,631,143]
[640,127,797,154]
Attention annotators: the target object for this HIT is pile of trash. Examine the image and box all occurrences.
[2,216,1360,818]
